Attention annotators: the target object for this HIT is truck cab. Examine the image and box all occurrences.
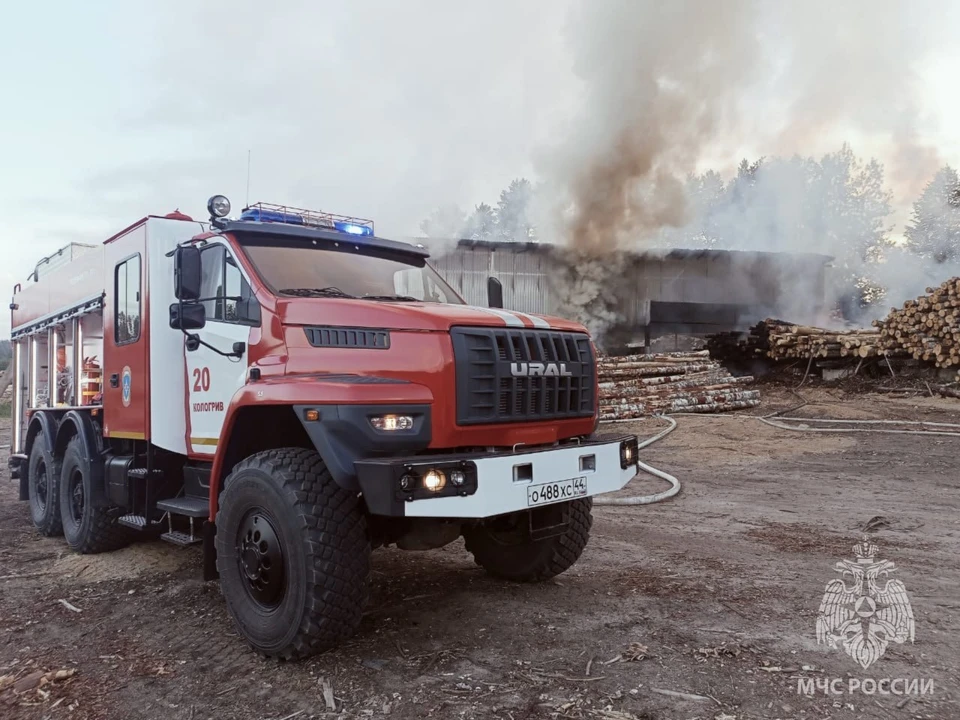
[8,196,640,658]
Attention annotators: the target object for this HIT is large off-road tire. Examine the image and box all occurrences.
[27,435,62,536]
[215,448,370,660]
[59,437,129,554]
[464,498,593,582]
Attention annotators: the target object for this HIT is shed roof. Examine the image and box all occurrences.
[438,238,833,264]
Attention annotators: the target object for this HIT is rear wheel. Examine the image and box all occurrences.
[59,437,128,554]
[27,436,62,536]
[464,499,593,582]
[215,448,370,659]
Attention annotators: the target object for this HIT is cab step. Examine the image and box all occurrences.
[156,496,208,518]
[118,514,150,530]
[161,530,202,547]
[127,467,164,480]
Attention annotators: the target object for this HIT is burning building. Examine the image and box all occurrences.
[432,240,833,350]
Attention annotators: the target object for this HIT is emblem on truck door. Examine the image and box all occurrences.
[510,362,573,377]
[121,366,132,407]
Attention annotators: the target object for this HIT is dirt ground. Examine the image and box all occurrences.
[2,385,959,720]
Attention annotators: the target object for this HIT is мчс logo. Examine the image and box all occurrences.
[816,538,914,669]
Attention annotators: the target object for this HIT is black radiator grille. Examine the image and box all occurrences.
[451,327,595,425]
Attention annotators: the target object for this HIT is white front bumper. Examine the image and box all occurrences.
[404,438,639,518]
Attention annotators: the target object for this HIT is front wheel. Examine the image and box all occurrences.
[463,498,593,582]
[215,448,370,659]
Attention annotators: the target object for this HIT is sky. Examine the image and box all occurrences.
[2,0,960,337]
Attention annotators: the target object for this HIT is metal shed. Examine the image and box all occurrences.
[431,240,833,344]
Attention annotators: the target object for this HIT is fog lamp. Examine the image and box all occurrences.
[207,194,231,218]
[399,473,417,493]
[620,439,638,469]
[423,469,446,492]
[449,469,466,487]
[370,414,414,431]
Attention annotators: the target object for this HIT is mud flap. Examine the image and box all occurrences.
[203,521,219,581]
[529,504,570,542]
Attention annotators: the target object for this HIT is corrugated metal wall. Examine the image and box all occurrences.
[432,244,828,322]
[433,246,556,313]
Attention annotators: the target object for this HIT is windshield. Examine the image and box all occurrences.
[239,239,464,304]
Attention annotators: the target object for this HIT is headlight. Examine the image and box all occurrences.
[395,463,476,500]
[422,469,446,492]
[399,473,418,492]
[620,439,639,469]
[370,414,414,431]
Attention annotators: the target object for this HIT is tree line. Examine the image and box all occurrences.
[421,146,960,307]
[0,340,11,371]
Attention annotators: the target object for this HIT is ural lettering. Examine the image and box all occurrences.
[510,362,573,378]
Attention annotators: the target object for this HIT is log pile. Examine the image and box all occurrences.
[706,319,790,361]
[763,324,889,361]
[874,278,960,368]
[598,350,760,421]
[708,319,906,362]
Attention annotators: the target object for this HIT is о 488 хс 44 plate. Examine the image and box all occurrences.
[526,477,588,507]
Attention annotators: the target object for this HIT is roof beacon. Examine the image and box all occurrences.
[240,201,375,237]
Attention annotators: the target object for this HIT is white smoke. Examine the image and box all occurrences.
[533,0,958,333]
[540,0,951,252]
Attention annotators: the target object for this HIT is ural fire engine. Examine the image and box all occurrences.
[7,196,640,658]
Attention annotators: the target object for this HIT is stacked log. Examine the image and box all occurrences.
[764,324,888,361]
[598,350,760,421]
[874,278,960,368]
[708,320,901,362]
[705,319,792,361]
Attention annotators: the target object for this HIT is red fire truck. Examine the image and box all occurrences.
[6,196,640,658]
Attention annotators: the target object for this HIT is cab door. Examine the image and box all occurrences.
[104,243,149,441]
[185,242,260,456]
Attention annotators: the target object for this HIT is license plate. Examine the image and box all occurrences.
[527,477,588,507]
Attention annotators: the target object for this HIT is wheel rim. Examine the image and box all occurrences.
[35,460,48,511]
[236,509,286,610]
[68,469,85,524]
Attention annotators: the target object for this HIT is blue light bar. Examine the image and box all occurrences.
[334,221,374,237]
[240,202,376,237]
[240,207,305,224]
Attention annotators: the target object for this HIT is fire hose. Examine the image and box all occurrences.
[594,415,681,505]
[756,415,960,437]
[591,407,960,509]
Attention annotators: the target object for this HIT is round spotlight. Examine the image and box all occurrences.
[449,469,466,487]
[399,473,417,493]
[422,469,446,492]
[207,195,231,218]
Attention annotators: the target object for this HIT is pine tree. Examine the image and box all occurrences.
[419,204,467,238]
[904,166,960,264]
[463,203,497,241]
[495,178,535,242]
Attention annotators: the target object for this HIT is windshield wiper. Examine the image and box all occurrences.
[278,287,357,299]
[361,294,421,302]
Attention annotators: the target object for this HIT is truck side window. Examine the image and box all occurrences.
[114,254,141,344]
[199,245,225,320]
[199,245,259,325]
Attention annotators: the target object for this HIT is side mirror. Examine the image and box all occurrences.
[169,302,206,330]
[487,276,504,309]
[175,245,202,301]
